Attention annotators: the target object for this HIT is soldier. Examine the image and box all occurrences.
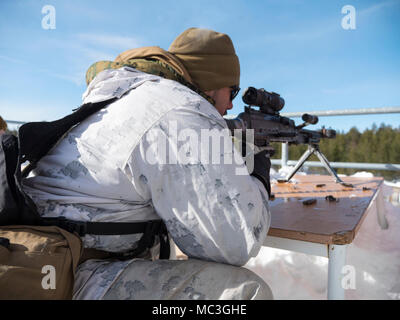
[23,28,273,299]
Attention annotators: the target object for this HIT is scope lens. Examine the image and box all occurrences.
[302,114,319,124]
[242,87,258,105]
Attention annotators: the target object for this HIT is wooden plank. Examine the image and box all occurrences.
[267,175,383,245]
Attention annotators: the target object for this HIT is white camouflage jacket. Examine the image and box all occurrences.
[23,67,271,267]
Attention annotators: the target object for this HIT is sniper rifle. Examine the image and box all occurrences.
[225,87,353,187]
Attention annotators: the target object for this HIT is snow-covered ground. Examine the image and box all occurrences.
[244,168,400,300]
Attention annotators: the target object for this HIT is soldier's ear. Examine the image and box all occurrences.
[204,90,216,99]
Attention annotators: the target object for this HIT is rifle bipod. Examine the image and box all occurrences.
[277,144,354,188]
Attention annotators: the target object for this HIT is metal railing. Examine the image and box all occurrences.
[5,106,400,172]
[4,120,26,125]
[281,106,400,117]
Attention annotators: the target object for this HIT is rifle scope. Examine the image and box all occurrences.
[242,87,285,114]
[302,113,319,125]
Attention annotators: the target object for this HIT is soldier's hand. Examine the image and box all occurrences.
[250,150,271,198]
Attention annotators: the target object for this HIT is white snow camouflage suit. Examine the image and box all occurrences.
[22,66,273,299]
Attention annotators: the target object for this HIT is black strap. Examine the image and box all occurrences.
[13,97,171,259]
[41,217,155,237]
[12,99,118,224]
[158,223,170,259]
[107,220,170,260]
[41,217,170,259]
[41,217,170,258]
[19,97,118,175]
[42,217,171,260]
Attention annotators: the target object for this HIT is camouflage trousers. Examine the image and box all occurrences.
[73,258,273,300]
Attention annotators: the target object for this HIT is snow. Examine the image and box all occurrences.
[244,170,400,300]
[385,180,400,188]
[351,171,375,178]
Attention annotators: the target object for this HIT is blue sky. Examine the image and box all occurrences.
[0,0,399,133]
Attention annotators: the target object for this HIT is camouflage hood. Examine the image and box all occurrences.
[82,66,161,104]
[86,46,192,86]
[115,46,193,84]
[85,47,214,105]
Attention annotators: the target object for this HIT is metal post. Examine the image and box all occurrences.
[376,188,389,230]
[327,244,347,300]
[281,142,289,168]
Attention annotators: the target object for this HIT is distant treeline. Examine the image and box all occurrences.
[271,123,400,180]
[7,129,18,136]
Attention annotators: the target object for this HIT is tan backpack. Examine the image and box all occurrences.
[0,225,82,300]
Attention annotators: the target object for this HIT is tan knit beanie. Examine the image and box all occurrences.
[168,28,240,92]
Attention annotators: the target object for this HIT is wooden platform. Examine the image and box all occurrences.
[268,174,384,245]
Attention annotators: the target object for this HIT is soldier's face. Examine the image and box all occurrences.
[205,87,233,116]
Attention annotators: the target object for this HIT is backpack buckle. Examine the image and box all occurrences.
[56,217,87,237]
